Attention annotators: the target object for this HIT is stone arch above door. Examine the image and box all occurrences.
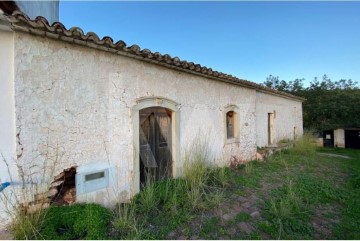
[131,97,180,195]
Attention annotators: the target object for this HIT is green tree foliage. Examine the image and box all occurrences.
[263,74,360,131]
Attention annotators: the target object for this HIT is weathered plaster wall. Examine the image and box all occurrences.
[12,32,303,210]
[255,91,303,147]
[0,30,18,228]
[0,29,16,179]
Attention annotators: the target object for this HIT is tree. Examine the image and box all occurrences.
[263,75,289,92]
[264,74,360,131]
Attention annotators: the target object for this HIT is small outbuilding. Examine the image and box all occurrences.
[322,127,360,149]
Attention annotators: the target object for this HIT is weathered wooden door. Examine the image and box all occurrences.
[293,126,298,142]
[139,107,172,185]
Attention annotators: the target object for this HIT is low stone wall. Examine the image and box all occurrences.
[256,142,294,161]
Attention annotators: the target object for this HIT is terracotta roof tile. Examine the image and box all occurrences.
[4,11,305,101]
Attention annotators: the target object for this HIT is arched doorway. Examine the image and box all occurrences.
[131,97,180,195]
[139,107,172,185]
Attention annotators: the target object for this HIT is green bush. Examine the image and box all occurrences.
[39,203,112,240]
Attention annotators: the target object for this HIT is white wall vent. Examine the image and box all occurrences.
[76,162,114,195]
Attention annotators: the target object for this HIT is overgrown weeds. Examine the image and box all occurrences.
[135,181,159,214]
[1,143,64,240]
[111,139,234,239]
[183,140,211,211]
[209,167,232,188]
[262,178,313,239]
[10,209,47,240]
[6,134,360,240]
[112,203,137,237]
[289,132,317,156]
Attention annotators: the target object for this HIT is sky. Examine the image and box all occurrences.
[59,1,360,86]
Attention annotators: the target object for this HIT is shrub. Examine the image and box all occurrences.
[134,181,159,214]
[208,167,232,188]
[39,203,112,240]
[10,209,46,240]
[113,202,138,238]
[183,141,212,211]
[154,179,188,213]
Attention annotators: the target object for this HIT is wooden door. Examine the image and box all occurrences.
[139,107,172,185]
[268,113,275,145]
[293,127,298,142]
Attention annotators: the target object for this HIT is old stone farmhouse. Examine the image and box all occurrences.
[0,10,304,225]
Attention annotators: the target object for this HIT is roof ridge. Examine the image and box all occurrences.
[4,10,305,101]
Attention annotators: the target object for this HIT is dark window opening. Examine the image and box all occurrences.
[85,171,105,182]
[226,111,235,139]
[322,130,334,148]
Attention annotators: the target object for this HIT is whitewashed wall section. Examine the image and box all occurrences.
[255,91,303,148]
[13,32,302,208]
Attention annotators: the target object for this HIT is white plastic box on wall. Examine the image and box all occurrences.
[76,162,115,195]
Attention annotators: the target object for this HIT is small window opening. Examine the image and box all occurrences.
[226,111,235,139]
[85,171,105,182]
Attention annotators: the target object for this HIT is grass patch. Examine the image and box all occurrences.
[39,203,112,240]
[261,176,314,239]
[234,212,251,222]
[255,135,360,239]
[199,217,226,239]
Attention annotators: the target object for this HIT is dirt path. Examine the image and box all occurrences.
[318,152,351,159]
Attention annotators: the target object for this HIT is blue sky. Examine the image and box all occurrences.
[59,1,360,86]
